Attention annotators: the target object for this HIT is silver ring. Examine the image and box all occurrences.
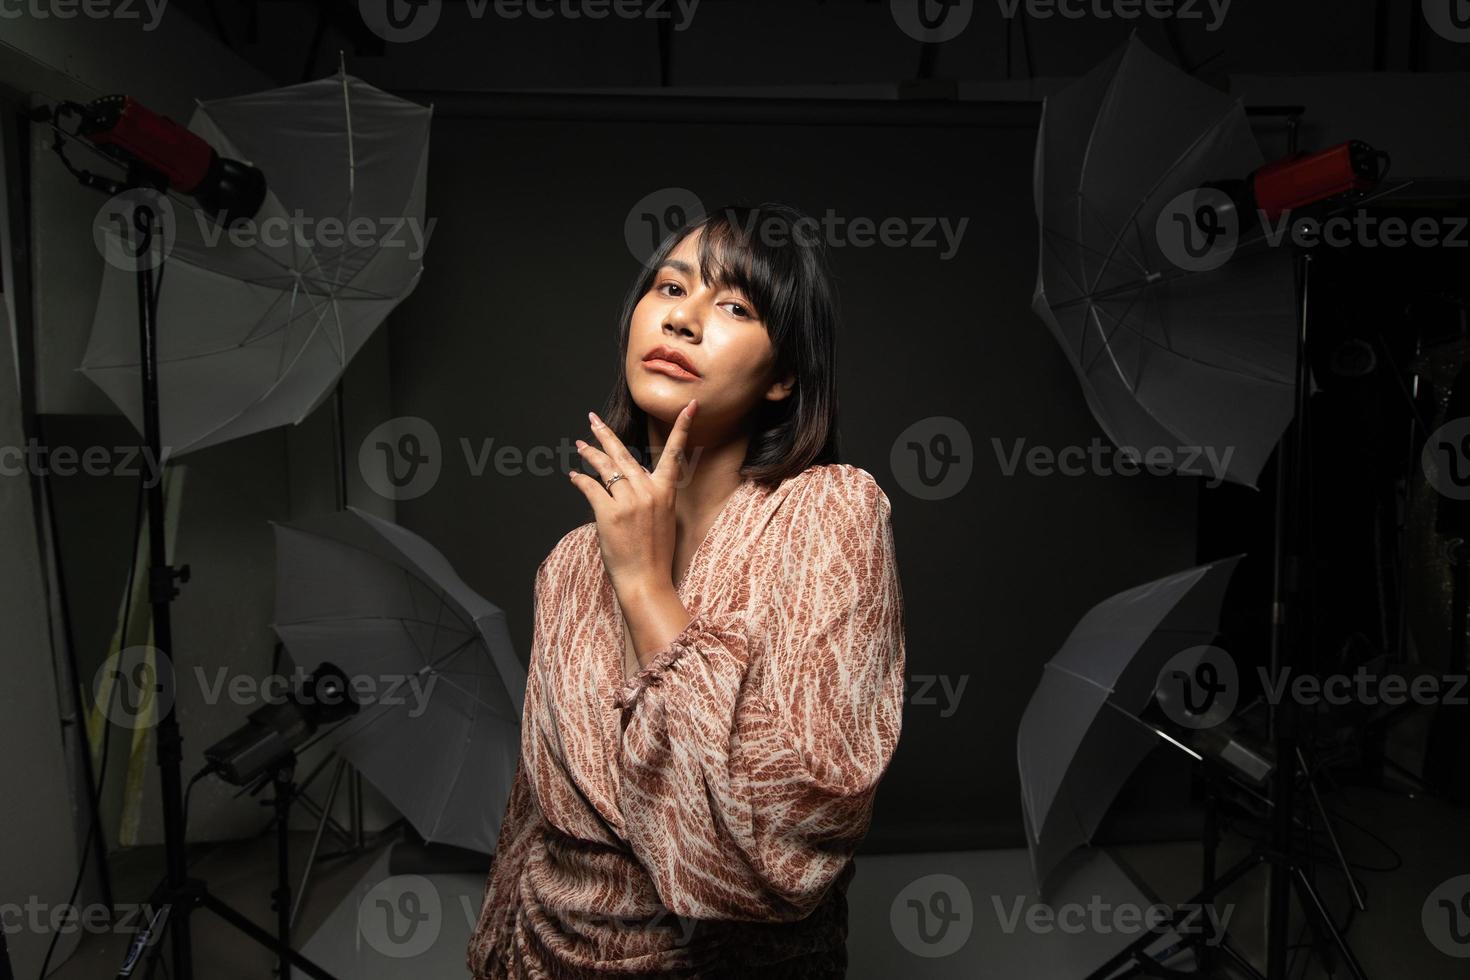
[603,472,625,492]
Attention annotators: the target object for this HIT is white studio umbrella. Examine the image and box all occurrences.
[1018,555,1244,898]
[270,506,525,855]
[1031,33,1297,488]
[80,67,432,461]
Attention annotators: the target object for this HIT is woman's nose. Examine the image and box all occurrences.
[666,302,701,338]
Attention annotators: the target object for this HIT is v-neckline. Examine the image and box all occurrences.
[603,476,756,686]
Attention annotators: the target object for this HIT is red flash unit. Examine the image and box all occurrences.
[1249,140,1385,221]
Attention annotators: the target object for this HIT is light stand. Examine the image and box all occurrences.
[1086,253,1370,980]
[58,165,342,980]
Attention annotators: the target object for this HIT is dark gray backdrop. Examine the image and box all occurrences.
[387,105,1199,851]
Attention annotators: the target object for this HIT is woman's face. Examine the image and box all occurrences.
[625,229,793,455]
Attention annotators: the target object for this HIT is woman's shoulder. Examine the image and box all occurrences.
[536,522,600,585]
[782,462,891,513]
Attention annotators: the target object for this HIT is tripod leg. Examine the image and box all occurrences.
[198,893,340,980]
[141,927,169,980]
[274,774,293,977]
[1214,933,1264,980]
[1084,850,1268,980]
[117,900,173,979]
[1290,866,1369,980]
[1295,747,1365,911]
[291,758,347,927]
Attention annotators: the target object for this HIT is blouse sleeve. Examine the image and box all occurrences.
[467,561,551,978]
[610,466,906,923]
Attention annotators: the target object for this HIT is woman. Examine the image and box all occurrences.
[467,203,906,978]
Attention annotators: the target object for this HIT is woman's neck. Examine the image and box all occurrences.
[645,426,749,548]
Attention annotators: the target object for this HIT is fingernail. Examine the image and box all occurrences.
[588,411,600,426]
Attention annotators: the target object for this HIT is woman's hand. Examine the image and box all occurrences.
[568,399,697,595]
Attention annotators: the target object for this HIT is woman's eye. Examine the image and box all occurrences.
[657,282,684,297]
[722,301,752,319]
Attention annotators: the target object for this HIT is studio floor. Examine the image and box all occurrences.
[45,781,1467,979]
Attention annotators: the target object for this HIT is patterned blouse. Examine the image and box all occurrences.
[466,462,907,978]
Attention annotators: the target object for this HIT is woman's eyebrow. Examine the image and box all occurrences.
[658,259,697,277]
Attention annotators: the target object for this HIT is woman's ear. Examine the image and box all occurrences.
[765,373,796,403]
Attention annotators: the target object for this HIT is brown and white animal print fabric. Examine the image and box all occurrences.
[467,462,906,978]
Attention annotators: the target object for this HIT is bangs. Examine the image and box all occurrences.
[690,208,806,338]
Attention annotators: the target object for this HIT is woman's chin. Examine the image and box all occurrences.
[630,386,703,423]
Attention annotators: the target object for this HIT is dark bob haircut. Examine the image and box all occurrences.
[600,201,842,489]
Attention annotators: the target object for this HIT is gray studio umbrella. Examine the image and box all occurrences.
[1031,32,1297,488]
[1017,555,1243,898]
[80,65,432,462]
[269,506,524,855]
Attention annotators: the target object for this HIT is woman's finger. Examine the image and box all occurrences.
[574,438,616,484]
[567,468,611,513]
[588,412,649,487]
[652,399,697,485]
